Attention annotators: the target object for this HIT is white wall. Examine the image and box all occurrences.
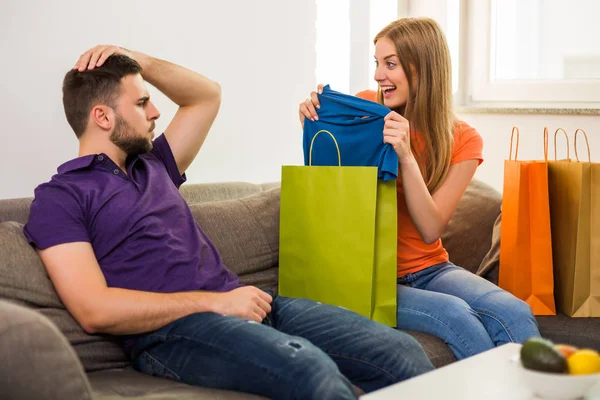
[458,113,600,193]
[0,0,317,199]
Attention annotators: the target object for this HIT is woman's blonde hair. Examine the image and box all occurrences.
[374,17,454,193]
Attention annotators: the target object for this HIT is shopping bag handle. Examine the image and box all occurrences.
[309,129,342,166]
[544,127,549,162]
[509,127,520,160]
[574,128,591,162]
[553,128,570,161]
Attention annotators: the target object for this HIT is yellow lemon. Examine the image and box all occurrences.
[567,349,600,375]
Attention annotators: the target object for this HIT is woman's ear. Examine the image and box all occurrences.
[90,105,113,131]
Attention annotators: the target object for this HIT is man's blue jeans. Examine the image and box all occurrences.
[396,262,541,360]
[131,294,434,400]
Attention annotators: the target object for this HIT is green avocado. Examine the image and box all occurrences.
[520,337,568,374]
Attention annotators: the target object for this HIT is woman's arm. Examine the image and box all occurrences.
[383,111,480,244]
[400,156,478,244]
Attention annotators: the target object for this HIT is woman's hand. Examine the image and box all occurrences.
[298,84,325,127]
[383,111,413,161]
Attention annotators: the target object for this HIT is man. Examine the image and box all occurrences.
[24,45,434,400]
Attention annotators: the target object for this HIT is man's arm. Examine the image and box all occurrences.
[38,242,272,335]
[134,51,221,175]
[75,45,221,175]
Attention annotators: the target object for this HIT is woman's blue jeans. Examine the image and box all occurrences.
[396,262,541,360]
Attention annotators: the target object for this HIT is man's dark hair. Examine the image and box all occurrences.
[62,55,142,138]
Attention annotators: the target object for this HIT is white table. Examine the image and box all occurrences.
[361,343,600,400]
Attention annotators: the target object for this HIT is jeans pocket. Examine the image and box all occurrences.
[135,351,182,382]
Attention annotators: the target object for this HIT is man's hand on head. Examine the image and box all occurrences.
[73,45,135,72]
[71,44,221,174]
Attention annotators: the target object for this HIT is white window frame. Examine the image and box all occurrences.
[465,0,600,108]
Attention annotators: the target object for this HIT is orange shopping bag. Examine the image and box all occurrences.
[499,127,556,315]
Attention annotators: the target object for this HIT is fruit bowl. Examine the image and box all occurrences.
[515,338,600,399]
[514,358,600,400]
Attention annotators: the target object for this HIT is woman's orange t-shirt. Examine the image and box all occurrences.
[355,90,483,278]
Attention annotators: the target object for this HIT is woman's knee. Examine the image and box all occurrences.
[471,290,540,343]
[472,289,535,320]
[511,296,536,318]
[397,295,488,339]
[424,294,479,324]
[397,294,495,357]
[500,293,539,333]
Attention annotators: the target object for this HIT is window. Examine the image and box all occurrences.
[402,0,461,95]
[368,0,399,90]
[467,0,600,108]
[315,0,397,95]
[315,0,350,93]
[316,0,600,110]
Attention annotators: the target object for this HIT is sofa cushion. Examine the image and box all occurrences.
[188,188,280,293]
[0,198,32,225]
[181,182,280,204]
[403,331,456,368]
[442,179,502,274]
[89,368,266,400]
[0,300,93,400]
[476,212,501,285]
[0,221,130,372]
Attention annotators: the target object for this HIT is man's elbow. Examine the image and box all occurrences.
[78,315,100,334]
[75,307,112,334]
[208,81,221,103]
[195,81,221,110]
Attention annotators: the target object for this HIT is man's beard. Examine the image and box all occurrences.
[110,114,153,156]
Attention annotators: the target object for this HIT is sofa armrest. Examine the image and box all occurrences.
[0,300,93,400]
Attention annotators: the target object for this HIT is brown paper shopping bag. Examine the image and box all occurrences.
[499,127,556,315]
[548,128,600,317]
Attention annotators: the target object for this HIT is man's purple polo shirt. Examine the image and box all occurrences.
[24,134,240,295]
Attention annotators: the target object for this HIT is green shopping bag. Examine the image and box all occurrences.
[278,130,397,327]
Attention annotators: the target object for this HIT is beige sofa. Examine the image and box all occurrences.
[1,179,598,399]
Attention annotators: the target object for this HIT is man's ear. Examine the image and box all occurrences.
[90,105,113,131]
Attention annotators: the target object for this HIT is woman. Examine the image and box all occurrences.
[298,17,540,360]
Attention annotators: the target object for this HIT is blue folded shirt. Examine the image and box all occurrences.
[303,85,398,181]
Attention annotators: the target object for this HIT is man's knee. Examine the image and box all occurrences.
[273,336,318,361]
[375,329,435,376]
[272,337,355,398]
